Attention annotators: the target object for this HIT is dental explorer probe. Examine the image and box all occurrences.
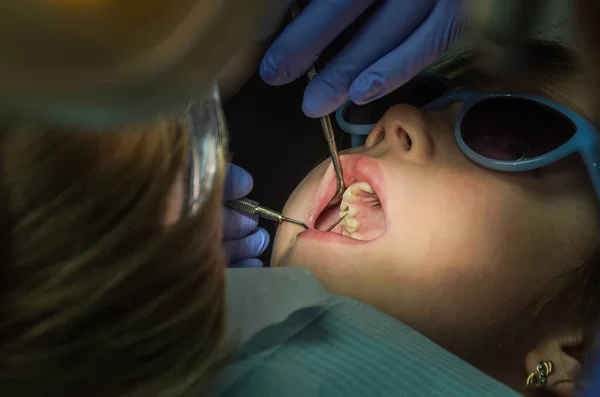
[326,213,348,232]
[290,3,347,208]
[225,198,309,230]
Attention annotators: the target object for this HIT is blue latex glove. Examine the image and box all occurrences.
[223,164,270,268]
[260,0,466,117]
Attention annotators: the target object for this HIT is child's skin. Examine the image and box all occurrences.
[271,70,600,395]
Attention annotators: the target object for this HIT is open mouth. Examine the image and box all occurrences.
[308,155,387,242]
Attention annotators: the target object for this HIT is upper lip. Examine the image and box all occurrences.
[306,154,387,228]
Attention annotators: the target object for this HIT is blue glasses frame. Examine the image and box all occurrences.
[335,72,600,200]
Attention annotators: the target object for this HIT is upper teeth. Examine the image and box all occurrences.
[339,181,374,237]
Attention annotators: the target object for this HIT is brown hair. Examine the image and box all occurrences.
[430,38,582,108]
[573,0,600,126]
[0,117,228,397]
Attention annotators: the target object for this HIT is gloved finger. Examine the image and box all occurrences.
[223,228,270,264]
[260,0,376,86]
[224,163,253,201]
[229,258,264,268]
[223,206,259,240]
[350,0,465,104]
[302,0,434,117]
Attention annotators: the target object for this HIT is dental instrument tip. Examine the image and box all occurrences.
[225,198,308,229]
[326,213,348,232]
[320,113,346,207]
[281,216,309,230]
[328,185,345,207]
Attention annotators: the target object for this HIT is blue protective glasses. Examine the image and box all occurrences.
[336,72,600,200]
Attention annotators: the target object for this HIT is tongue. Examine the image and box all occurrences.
[314,192,386,241]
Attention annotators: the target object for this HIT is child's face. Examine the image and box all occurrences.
[272,79,600,355]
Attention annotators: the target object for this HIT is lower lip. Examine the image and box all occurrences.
[297,229,369,245]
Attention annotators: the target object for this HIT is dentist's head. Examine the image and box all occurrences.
[0,0,281,126]
[0,117,229,397]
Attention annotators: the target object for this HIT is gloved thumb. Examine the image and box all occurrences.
[224,163,254,201]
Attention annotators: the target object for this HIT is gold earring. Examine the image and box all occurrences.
[526,361,554,389]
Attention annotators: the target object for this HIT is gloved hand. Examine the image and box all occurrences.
[260,0,466,117]
[223,164,270,268]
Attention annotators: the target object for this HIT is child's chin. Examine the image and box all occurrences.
[269,245,296,268]
[273,239,346,273]
[270,232,297,268]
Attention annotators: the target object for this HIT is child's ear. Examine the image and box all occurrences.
[525,328,584,397]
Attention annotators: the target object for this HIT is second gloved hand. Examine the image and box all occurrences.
[223,164,270,268]
[260,0,466,117]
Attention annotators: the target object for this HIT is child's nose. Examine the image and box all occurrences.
[364,104,433,164]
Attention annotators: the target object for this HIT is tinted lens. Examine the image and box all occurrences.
[183,84,227,216]
[460,97,576,161]
[342,75,448,125]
